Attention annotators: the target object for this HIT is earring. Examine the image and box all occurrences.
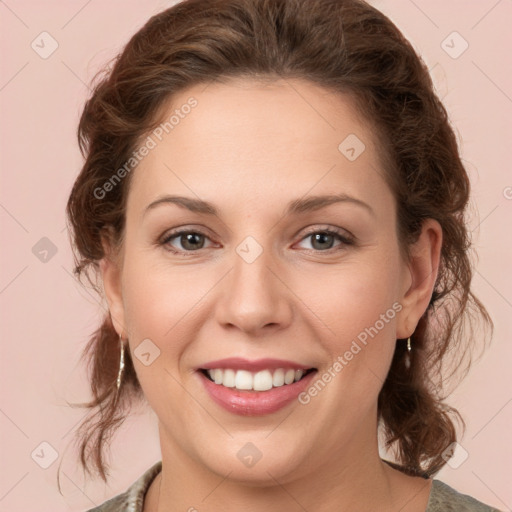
[116,335,125,391]
[404,336,412,369]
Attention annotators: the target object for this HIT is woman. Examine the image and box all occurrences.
[66,0,499,510]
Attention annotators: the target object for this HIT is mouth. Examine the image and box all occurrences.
[196,361,319,416]
[195,357,319,415]
[199,367,317,391]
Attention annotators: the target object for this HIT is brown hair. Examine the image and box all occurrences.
[66,0,493,481]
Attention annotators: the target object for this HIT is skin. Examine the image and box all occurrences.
[101,77,442,511]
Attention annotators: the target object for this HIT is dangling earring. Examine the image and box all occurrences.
[115,335,125,394]
[404,336,412,369]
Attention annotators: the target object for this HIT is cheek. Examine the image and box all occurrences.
[298,256,400,340]
[120,255,203,418]
[120,253,221,380]
[119,262,183,402]
[294,254,401,398]
[122,253,196,338]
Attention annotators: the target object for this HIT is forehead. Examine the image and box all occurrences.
[127,77,392,216]
[150,77,372,159]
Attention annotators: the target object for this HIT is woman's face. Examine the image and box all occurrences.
[103,77,438,484]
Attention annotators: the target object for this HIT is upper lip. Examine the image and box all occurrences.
[199,357,315,372]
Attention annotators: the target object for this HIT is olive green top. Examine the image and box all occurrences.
[85,461,502,511]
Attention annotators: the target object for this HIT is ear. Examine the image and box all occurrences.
[99,231,127,338]
[396,218,443,339]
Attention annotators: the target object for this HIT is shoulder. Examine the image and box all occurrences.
[84,461,162,512]
[426,479,503,512]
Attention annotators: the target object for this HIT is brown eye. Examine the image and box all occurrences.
[161,230,212,252]
[297,229,354,252]
[178,232,205,250]
[310,232,336,250]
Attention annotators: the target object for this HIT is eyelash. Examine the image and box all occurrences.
[159,226,355,256]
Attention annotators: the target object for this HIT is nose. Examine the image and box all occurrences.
[214,244,293,335]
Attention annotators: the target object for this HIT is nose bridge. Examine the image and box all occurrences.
[215,235,292,333]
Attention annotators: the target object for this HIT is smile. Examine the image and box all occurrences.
[201,367,316,391]
[197,359,318,416]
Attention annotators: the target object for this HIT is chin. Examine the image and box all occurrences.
[194,440,310,486]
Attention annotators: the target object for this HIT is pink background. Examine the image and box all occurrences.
[1,1,511,510]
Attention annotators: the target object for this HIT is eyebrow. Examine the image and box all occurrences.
[143,193,375,218]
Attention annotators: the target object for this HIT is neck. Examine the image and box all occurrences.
[147,417,425,512]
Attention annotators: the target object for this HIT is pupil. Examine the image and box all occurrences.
[312,232,333,250]
[182,233,203,250]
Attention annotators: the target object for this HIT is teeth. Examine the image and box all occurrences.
[284,369,295,385]
[223,369,236,388]
[235,370,253,390]
[253,370,273,391]
[204,368,310,391]
[272,368,285,387]
[213,369,223,385]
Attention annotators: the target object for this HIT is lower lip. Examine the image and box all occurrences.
[198,370,317,416]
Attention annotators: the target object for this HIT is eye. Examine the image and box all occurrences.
[160,229,214,253]
[296,228,354,252]
[158,226,354,254]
